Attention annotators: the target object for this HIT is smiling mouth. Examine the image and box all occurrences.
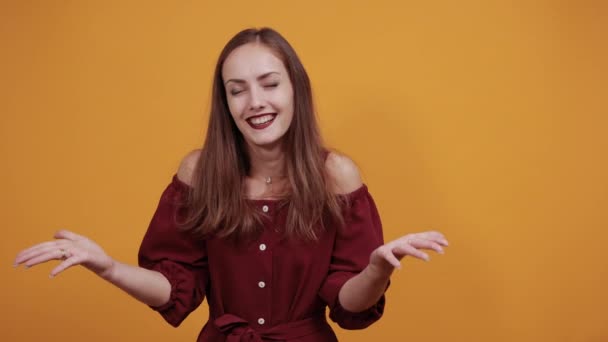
[246,113,277,130]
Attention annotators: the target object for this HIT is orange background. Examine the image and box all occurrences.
[1,1,607,341]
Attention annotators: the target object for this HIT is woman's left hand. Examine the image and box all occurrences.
[368,231,449,277]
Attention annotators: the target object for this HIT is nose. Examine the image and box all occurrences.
[248,87,266,111]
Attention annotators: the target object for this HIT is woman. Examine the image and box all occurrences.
[14,27,448,341]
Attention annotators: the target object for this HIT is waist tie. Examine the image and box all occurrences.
[213,314,328,342]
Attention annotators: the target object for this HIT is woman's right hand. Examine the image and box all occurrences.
[14,230,115,279]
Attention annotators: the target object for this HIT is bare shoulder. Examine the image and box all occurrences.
[177,149,201,186]
[325,151,363,194]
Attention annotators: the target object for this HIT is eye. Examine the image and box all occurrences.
[264,83,279,89]
[230,89,244,96]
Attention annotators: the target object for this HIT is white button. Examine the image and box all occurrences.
[258,281,266,288]
[259,244,266,251]
[258,318,265,325]
[262,205,269,213]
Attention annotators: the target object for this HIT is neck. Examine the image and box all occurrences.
[247,141,286,180]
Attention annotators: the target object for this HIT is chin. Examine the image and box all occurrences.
[246,135,286,149]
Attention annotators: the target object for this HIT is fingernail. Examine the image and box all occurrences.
[49,274,54,279]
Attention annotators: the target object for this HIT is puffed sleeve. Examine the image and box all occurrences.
[319,185,388,330]
[138,175,209,327]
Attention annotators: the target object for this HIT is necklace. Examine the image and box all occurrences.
[248,173,286,198]
[259,175,286,198]
[262,174,286,185]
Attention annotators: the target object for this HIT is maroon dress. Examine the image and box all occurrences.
[138,175,387,341]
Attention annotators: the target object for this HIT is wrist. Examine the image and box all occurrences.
[364,262,393,282]
[98,259,117,282]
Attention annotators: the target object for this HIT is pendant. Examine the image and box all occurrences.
[265,176,272,185]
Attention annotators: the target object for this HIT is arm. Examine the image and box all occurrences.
[338,264,391,313]
[14,229,171,307]
[101,259,171,307]
[325,152,449,313]
[338,230,448,312]
[14,150,203,312]
[325,152,389,313]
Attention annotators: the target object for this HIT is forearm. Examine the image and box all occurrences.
[338,264,392,312]
[99,260,171,307]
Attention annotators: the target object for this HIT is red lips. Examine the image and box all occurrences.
[246,113,277,130]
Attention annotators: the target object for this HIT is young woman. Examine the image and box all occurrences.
[14,27,448,341]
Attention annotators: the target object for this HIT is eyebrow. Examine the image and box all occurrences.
[224,71,280,85]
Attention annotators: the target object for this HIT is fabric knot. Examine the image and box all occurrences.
[213,313,328,341]
[214,314,264,342]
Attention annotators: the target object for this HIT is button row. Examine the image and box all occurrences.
[257,205,270,327]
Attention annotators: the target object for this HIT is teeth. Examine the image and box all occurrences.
[250,114,274,125]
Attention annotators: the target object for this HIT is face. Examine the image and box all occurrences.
[222,42,294,149]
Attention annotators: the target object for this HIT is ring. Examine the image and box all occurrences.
[59,249,68,260]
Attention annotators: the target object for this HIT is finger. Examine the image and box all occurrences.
[408,238,445,254]
[411,231,449,247]
[54,229,83,241]
[380,247,402,269]
[50,256,80,278]
[23,247,71,268]
[417,231,445,241]
[15,241,70,266]
[392,244,430,261]
[15,241,59,264]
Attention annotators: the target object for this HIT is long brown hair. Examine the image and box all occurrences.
[182,27,344,241]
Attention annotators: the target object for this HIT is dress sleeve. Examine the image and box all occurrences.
[319,185,388,330]
[138,175,209,327]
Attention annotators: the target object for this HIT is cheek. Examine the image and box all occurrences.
[278,96,295,128]
[226,97,244,119]
[276,89,294,114]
